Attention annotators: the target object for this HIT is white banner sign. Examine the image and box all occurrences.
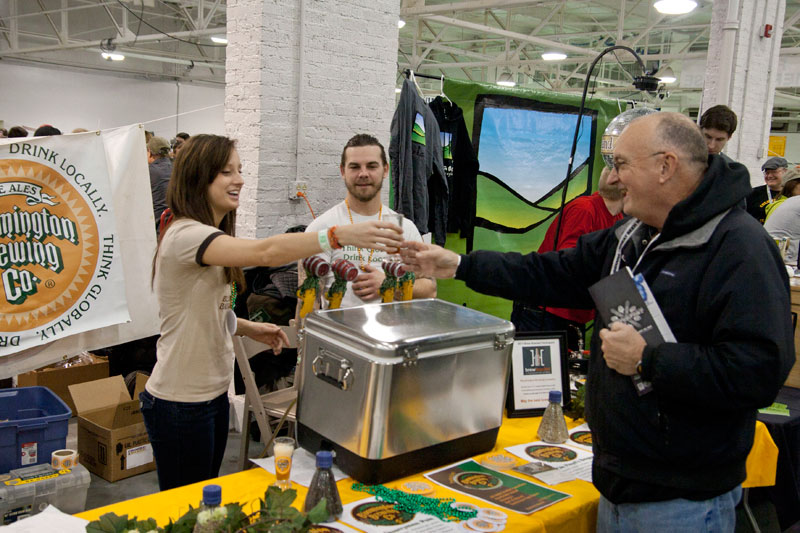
[0,132,130,355]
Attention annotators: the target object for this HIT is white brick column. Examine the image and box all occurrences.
[701,0,785,184]
[225,0,399,239]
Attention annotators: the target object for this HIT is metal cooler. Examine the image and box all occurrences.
[296,299,514,484]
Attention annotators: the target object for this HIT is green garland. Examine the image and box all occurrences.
[351,483,477,522]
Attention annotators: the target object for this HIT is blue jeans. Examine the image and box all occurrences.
[139,389,229,491]
[597,486,742,533]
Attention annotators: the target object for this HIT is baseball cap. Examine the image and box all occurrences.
[781,167,800,186]
[762,157,788,171]
[147,136,171,156]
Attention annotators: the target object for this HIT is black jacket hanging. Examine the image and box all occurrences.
[429,96,479,241]
[389,79,448,245]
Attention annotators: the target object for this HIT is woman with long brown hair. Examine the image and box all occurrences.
[141,134,401,490]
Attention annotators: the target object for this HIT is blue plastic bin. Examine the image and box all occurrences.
[0,387,72,474]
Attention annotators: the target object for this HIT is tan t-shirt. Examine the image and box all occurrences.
[146,218,234,402]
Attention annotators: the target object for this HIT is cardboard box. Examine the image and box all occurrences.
[17,354,109,414]
[68,374,155,482]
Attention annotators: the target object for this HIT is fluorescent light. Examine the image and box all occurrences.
[658,66,677,84]
[101,52,125,61]
[395,87,402,93]
[211,35,228,44]
[398,19,406,29]
[496,72,516,87]
[542,52,567,61]
[653,0,697,15]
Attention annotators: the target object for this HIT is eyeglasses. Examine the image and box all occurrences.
[611,151,666,172]
[763,168,785,175]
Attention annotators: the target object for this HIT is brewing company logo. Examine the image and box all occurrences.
[275,457,291,475]
[0,159,99,333]
[570,431,593,447]
[452,471,503,490]
[0,135,127,356]
[351,501,414,526]
[522,345,552,375]
[525,445,578,463]
[308,526,344,533]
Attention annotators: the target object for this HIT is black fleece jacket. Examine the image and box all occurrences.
[456,154,794,503]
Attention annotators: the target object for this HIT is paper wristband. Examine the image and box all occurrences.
[318,229,333,253]
[51,449,79,469]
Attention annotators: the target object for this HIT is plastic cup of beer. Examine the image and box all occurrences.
[384,212,404,256]
[272,437,295,490]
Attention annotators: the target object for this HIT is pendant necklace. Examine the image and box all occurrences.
[345,199,381,271]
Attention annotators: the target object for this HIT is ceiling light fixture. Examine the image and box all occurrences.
[398,19,406,29]
[210,35,228,44]
[657,66,677,84]
[101,52,125,61]
[542,52,567,61]
[99,39,124,61]
[653,0,697,15]
[496,71,516,87]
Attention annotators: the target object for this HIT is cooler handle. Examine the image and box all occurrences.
[312,349,354,391]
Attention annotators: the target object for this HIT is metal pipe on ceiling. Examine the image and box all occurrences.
[0,27,222,57]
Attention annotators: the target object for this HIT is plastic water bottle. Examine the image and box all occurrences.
[537,390,569,444]
[303,451,343,522]
[193,484,226,533]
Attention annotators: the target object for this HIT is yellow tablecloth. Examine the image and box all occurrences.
[76,418,777,532]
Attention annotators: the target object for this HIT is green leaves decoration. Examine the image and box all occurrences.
[85,487,327,533]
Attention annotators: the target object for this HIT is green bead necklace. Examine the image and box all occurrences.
[351,482,478,522]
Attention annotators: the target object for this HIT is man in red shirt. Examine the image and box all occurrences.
[511,167,624,352]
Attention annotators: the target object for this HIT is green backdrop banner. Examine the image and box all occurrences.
[434,78,623,319]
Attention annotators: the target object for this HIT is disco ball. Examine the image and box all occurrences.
[601,107,658,169]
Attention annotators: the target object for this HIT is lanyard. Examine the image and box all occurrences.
[610,219,659,274]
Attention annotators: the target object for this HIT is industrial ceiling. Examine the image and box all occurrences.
[2,0,800,114]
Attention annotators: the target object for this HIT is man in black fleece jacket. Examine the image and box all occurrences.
[400,112,794,532]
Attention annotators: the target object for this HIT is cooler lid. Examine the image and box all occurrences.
[305,299,513,355]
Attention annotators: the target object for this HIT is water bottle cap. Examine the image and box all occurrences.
[549,390,562,404]
[316,450,333,468]
[203,484,222,505]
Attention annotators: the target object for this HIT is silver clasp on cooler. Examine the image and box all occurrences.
[312,349,354,391]
[401,346,419,366]
[494,332,512,351]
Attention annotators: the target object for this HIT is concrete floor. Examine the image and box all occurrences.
[67,417,266,512]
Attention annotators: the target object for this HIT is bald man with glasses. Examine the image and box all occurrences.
[400,112,793,532]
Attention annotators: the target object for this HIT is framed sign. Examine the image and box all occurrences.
[506,331,570,418]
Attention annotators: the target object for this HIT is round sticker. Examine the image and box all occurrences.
[453,471,503,490]
[451,502,480,513]
[398,480,434,496]
[465,517,503,532]
[477,508,507,522]
[0,160,100,332]
[351,501,414,526]
[570,430,593,447]
[525,445,578,462]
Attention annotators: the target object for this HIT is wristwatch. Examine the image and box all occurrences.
[636,359,644,375]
